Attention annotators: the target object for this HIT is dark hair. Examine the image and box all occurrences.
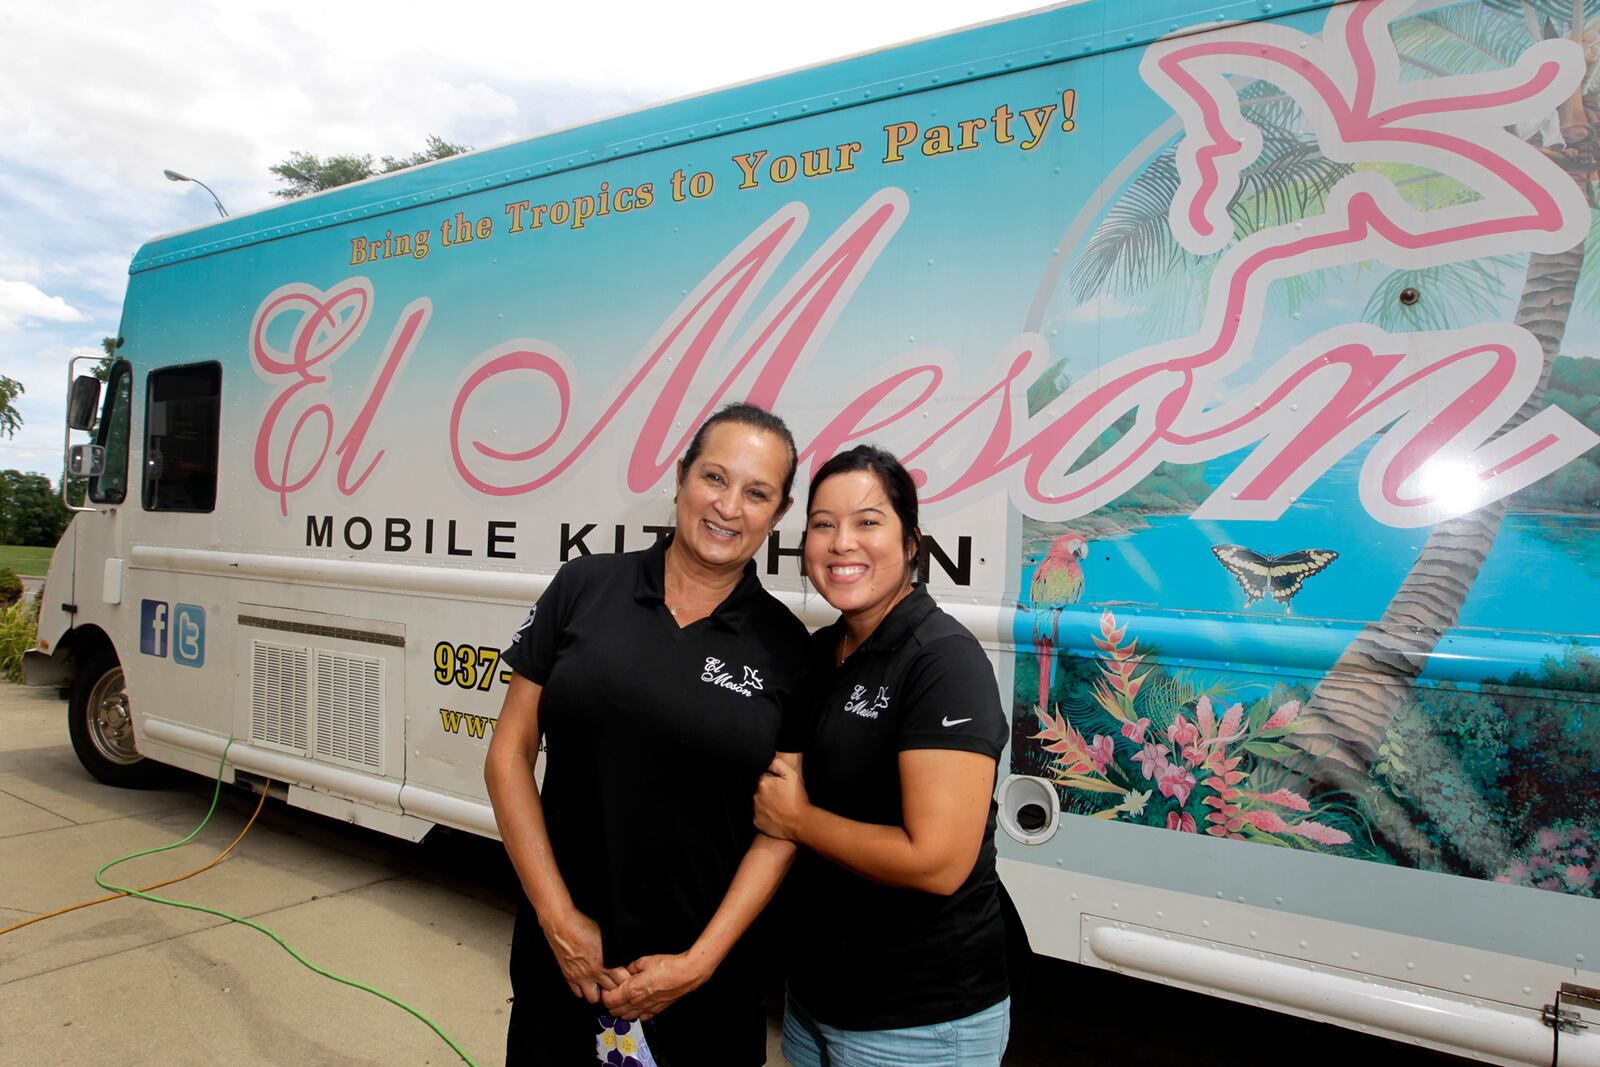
[806,445,922,569]
[679,402,799,503]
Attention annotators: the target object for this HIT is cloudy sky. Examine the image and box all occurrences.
[0,0,1033,477]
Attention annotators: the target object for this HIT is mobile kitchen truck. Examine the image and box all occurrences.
[24,0,1600,1061]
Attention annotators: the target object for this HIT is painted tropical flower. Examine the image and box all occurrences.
[1114,789,1151,818]
[1496,824,1599,898]
[1264,700,1301,730]
[1168,714,1200,750]
[1029,607,1356,854]
[1087,734,1115,773]
[1132,742,1170,780]
[1156,761,1197,805]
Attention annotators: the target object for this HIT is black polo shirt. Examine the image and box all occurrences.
[501,536,811,987]
[784,585,1009,1031]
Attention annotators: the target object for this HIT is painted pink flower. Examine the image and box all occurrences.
[1166,811,1197,834]
[1240,809,1289,833]
[1563,865,1592,888]
[1195,695,1215,737]
[1284,820,1352,846]
[1168,714,1200,749]
[1099,609,1121,641]
[1121,717,1151,743]
[1087,734,1115,774]
[1242,788,1311,813]
[1132,743,1170,781]
[1538,827,1561,850]
[1156,762,1197,805]
[1264,700,1301,729]
[1217,702,1244,740]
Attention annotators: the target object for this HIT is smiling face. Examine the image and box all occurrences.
[674,420,792,572]
[804,468,916,626]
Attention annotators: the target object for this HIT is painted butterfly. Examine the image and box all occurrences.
[1210,545,1338,614]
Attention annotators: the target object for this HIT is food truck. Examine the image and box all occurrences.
[25,0,1600,1061]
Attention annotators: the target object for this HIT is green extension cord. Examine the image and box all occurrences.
[94,738,480,1067]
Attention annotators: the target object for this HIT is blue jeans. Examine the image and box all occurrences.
[781,991,1011,1067]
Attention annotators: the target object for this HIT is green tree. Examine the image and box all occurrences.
[94,336,120,380]
[379,134,469,174]
[0,470,70,547]
[269,135,469,199]
[0,374,21,439]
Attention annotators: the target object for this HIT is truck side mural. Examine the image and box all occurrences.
[31,0,1600,1060]
[1012,0,1600,901]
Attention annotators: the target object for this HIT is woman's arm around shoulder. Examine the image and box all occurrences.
[755,632,1003,895]
[755,748,993,896]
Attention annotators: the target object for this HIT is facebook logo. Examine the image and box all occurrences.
[173,604,205,668]
[140,600,168,657]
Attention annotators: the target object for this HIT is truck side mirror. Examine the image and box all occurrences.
[68,375,102,431]
[69,443,106,478]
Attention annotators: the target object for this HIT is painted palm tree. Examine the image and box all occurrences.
[1051,0,1600,870]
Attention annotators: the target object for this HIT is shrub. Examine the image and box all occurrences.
[0,594,39,684]
[0,566,21,606]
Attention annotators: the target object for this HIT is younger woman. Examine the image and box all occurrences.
[754,445,1010,1066]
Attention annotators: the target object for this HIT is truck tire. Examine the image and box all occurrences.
[68,649,161,788]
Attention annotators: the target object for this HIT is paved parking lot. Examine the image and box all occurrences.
[0,681,531,1066]
[2,680,1473,1066]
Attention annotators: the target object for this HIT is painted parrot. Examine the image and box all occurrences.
[1031,532,1088,713]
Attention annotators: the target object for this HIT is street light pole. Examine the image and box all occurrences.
[162,169,229,218]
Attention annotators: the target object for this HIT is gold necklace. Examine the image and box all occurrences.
[836,632,859,666]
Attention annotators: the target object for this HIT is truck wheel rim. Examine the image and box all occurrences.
[88,667,140,765]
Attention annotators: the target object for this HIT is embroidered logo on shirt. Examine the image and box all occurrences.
[942,716,973,728]
[701,656,761,698]
[845,685,891,719]
[509,605,536,645]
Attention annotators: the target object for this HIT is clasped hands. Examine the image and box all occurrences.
[543,908,709,1021]
[541,757,810,1022]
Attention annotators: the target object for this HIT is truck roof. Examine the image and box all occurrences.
[130,0,1336,273]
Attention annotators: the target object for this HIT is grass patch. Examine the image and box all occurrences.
[0,545,52,576]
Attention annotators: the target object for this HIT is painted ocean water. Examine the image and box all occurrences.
[1015,441,1600,685]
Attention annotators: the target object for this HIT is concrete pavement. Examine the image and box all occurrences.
[1,680,1471,1067]
[0,681,522,1065]
[0,680,798,1066]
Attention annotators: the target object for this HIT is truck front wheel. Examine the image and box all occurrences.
[68,650,160,787]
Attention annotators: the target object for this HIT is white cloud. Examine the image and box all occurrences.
[0,0,1029,473]
[0,280,88,331]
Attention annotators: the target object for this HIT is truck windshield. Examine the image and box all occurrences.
[89,360,132,504]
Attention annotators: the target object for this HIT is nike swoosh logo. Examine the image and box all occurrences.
[942,716,972,727]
